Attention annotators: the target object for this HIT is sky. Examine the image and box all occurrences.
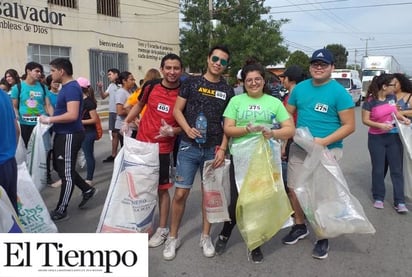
[264,0,412,75]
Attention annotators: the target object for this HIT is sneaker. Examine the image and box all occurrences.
[282,225,309,245]
[215,235,229,255]
[312,239,329,259]
[50,179,62,188]
[50,210,70,222]
[78,187,97,208]
[247,247,263,264]
[149,227,169,248]
[373,200,384,209]
[199,234,215,257]
[102,155,115,163]
[163,237,181,261]
[395,203,409,213]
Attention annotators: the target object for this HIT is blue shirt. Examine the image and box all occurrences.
[288,79,354,149]
[53,80,84,134]
[0,89,17,164]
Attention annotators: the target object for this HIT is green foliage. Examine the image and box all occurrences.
[325,44,348,69]
[180,0,289,77]
[286,50,310,75]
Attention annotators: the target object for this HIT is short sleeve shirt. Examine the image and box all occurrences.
[10,81,49,125]
[179,76,234,147]
[224,93,290,145]
[362,94,398,134]
[107,83,119,113]
[114,87,130,130]
[288,79,354,149]
[137,81,179,153]
[82,97,97,132]
[53,80,84,134]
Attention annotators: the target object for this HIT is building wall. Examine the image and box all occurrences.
[0,0,180,86]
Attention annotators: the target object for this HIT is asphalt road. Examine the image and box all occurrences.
[41,106,412,277]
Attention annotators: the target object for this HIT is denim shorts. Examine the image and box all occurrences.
[174,140,216,189]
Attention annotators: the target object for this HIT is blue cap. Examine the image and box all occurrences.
[310,48,334,64]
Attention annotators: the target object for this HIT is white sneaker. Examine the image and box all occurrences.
[199,234,215,258]
[163,237,181,261]
[149,227,169,248]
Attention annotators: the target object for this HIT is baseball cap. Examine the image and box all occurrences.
[279,65,304,82]
[77,77,90,88]
[310,48,334,64]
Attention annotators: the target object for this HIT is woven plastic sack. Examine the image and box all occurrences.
[293,127,375,239]
[17,162,58,233]
[203,159,231,223]
[0,186,24,233]
[26,122,51,191]
[232,135,293,250]
[96,136,159,233]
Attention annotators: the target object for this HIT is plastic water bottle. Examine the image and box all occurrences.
[195,112,207,144]
[270,113,281,129]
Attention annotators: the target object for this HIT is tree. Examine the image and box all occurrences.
[180,0,289,77]
[325,44,348,69]
[285,50,310,75]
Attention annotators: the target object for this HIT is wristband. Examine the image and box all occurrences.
[245,126,250,133]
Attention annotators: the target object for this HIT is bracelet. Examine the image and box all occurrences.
[216,146,226,152]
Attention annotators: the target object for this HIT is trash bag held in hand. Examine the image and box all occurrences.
[203,159,231,223]
[96,136,159,233]
[232,135,293,250]
[293,127,375,239]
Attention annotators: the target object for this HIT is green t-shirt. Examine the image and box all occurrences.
[223,93,290,145]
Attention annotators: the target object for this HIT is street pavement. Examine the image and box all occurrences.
[41,107,412,277]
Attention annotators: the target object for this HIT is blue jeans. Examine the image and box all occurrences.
[81,130,96,181]
[368,133,405,205]
[174,140,216,189]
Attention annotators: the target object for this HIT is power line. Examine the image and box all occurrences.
[268,2,412,14]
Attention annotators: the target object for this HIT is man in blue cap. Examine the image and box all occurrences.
[283,48,356,259]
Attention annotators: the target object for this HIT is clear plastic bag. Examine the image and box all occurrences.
[232,135,293,250]
[293,127,375,239]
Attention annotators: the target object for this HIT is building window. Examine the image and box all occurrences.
[47,0,77,9]
[97,0,119,17]
[28,44,71,74]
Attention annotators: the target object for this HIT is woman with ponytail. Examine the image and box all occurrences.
[361,73,410,213]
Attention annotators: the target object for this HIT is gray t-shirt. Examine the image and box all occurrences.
[114,87,130,129]
[107,83,119,113]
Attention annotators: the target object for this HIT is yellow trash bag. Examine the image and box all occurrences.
[234,136,293,250]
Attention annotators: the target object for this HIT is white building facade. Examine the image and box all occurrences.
[0,0,180,88]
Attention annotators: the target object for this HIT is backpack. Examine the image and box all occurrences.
[95,114,103,140]
[137,79,162,103]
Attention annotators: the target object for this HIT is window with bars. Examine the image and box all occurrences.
[97,0,119,17]
[28,44,71,74]
[47,0,77,9]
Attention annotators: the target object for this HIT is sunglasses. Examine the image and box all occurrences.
[211,56,228,67]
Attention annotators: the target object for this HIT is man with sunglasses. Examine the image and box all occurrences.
[284,48,355,259]
[163,45,234,261]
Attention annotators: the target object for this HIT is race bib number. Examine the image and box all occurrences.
[314,103,328,113]
[157,103,170,113]
[215,90,227,100]
[248,104,261,111]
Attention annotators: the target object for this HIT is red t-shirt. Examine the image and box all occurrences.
[137,81,179,153]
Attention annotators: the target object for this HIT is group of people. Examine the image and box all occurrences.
[1,45,411,266]
[1,60,98,221]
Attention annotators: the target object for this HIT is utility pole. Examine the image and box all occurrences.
[209,0,213,48]
[360,37,374,56]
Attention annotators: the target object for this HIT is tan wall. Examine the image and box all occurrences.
[0,0,180,79]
